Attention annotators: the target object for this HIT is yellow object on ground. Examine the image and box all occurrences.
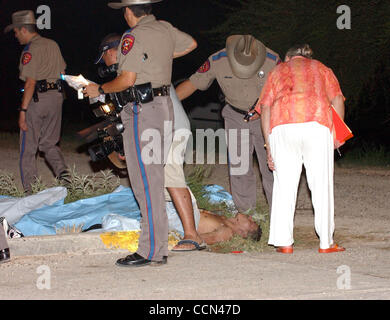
[100,231,180,252]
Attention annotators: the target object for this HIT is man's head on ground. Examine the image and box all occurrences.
[228,213,262,241]
[95,33,121,66]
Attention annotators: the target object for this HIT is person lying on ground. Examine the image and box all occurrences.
[172,209,262,250]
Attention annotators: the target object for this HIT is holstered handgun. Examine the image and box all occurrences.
[33,88,39,102]
[115,82,154,106]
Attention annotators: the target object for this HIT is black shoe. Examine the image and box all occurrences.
[116,253,151,267]
[0,248,10,264]
[151,256,168,266]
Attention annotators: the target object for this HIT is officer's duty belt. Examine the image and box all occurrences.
[152,86,171,97]
[228,104,247,115]
[36,79,63,93]
[116,83,170,106]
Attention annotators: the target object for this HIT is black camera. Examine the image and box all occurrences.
[98,63,118,78]
[87,101,125,163]
[88,124,124,162]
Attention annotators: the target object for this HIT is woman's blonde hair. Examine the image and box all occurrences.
[285,44,313,59]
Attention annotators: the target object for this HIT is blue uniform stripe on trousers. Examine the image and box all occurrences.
[133,103,155,260]
[19,131,26,186]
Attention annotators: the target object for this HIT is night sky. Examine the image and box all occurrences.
[0,1,389,149]
[0,0,223,131]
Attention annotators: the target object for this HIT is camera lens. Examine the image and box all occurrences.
[88,140,115,162]
[115,123,124,133]
[98,63,119,78]
[88,144,107,162]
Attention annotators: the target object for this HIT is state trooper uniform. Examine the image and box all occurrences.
[189,35,281,211]
[108,0,196,265]
[5,10,67,193]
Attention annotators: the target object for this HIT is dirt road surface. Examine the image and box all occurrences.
[0,147,389,300]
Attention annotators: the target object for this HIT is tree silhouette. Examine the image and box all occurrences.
[208,0,390,148]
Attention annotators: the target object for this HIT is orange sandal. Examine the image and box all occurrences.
[318,244,345,253]
[276,246,293,254]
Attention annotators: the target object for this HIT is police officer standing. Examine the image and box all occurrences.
[85,0,197,267]
[95,32,205,251]
[4,10,68,193]
[176,35,281,212]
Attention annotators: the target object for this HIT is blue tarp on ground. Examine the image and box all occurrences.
[14,186,140,236]
[8,185,235,237]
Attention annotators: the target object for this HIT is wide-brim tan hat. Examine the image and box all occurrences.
[4,10,36,33]
[108,0,162,9]
[226,35,266,79]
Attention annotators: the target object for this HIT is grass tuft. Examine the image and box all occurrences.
[0,166,120,204]
[56,166,121,204]
[0,170,25,198]
[336,143,390,167]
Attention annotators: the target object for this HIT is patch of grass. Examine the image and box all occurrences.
[336,144,390,168]
[0,170,25,197]
[209,234,271,253]
[186,165,229,213]
[0,166,120,204]
[57,166,120,204]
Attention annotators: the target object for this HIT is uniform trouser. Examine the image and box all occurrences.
[0,223,8,251]
[222,105,273,211]
[20,90,67,192]
[121,96,173,261]
[268,122,335,249]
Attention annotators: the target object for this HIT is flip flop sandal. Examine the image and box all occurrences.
[172,239,207,252]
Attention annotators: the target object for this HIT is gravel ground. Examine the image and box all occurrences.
[0,147,389,300]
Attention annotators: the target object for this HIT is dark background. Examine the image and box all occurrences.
[0,0,389,152]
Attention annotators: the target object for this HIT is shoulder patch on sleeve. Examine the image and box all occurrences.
[22,52,32,65]
[121,34,135,55]
[212,51,227,61]
[197,59,211,73]
[266,52,277,61]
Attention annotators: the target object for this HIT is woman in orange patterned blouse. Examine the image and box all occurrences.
[255,44,346,254]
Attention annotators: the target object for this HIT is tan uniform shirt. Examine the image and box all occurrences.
[117,14,194,87]
[19,35,66,82]
[190,48,281,110]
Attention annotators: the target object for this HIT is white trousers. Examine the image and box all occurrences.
[268,122,335,249]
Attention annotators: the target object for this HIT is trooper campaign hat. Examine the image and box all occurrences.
[226,35,267,79]
[108,0,162,9]
[4,10,36,33]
